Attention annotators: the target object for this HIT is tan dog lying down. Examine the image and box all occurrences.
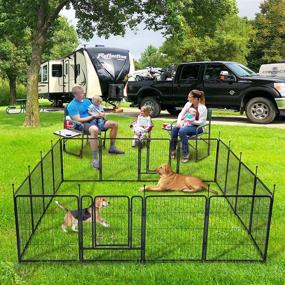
[140,163,218,194]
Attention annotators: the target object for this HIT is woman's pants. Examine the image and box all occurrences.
[170,125,203,156]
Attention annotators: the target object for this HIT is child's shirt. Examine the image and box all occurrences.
[136,115,152,129]
[182,112,195,127]
[88,104,104,114]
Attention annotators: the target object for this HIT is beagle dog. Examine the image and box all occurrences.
[55,197,110,232]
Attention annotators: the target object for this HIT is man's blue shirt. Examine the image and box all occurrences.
[67,98,91,118]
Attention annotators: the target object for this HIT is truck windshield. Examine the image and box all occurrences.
[226,63,256,77]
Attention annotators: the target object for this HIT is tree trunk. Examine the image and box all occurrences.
[24,2,48,127]
[23,34,45,127]
[9,77,17,105]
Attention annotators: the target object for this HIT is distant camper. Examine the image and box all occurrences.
[38,46,135,106]
[259,63,285,78]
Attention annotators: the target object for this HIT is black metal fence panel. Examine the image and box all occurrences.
[80,195,143,262]
[144,195,206,261]
[16,195,80,262]
[207,196,263,261]
[13,138,274,263]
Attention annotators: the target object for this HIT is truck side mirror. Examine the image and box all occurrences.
[220,71,236,82]
[220,70,229,81]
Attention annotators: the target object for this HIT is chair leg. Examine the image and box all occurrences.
[195,137,198,161]
[79,134,84,158]
[103,130,107,149]
[63,138,66,152]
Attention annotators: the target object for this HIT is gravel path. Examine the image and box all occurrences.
[107,107,285,129]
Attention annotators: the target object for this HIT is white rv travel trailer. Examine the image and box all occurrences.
[38,46,135,106]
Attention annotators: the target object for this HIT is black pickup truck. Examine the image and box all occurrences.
[126,61,285,123]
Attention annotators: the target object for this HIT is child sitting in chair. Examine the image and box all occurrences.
[88,96,106,131]
[181,107,197,127]
[131,105,152,147]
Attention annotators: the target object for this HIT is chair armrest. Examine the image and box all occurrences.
[65,117,84,130]
[66,116,83,125]
[147,126,153,132]
[130,121,136,128]
[169,120,178,131]
[196,122,209,135]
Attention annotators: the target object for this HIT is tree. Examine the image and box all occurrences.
[42,17,79,62]
[247,0,285,71]
[0,0,186,127]
[0,30,30,104]
[137,45,164,68]
[158,0,252,65]
[207,15,253,64]
[0,16,78,105]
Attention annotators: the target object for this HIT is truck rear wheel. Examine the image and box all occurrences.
[245,97,277,124]
[140,97,161,117]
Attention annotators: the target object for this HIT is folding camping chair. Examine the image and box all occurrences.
[163,108,212,161]
[59,104,108,158]
[130,113,154,148]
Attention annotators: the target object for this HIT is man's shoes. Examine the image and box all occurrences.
[109,148,125,154]
[92,159,100,169]
[181,155,190,163]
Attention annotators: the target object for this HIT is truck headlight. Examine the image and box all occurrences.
[274,83,285,97]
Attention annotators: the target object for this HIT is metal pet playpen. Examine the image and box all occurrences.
[13,137,274,263]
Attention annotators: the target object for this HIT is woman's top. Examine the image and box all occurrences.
[177,103,207,126]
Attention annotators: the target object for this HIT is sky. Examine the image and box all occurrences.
[60,0,263,59]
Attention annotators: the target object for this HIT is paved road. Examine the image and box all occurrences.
[108,107,285,129]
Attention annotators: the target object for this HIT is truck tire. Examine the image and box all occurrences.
[140,97,161,117]
[167,106,180,116]
[245,97,277,124]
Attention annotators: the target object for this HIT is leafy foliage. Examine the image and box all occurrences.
[0,0,188,126]
[137,0,252,66]
[0,29,30,83]
[247,0,285,70]
[42,16,79,61]
[137,45,165,68]
[136,0,253,67]
[0,13,78,103]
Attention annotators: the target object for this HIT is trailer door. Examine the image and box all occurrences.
[63,59,70,93]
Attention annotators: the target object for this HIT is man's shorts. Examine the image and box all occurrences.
[74,122,92,134]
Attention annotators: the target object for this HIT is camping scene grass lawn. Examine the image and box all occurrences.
[0,107,284,284]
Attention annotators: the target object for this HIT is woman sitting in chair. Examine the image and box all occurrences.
[170,90,207,163]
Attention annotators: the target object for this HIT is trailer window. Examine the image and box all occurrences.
[39,68,42,82]
[52,64,62,77]
[42,65,48,82]
[179,65,200,82]
[76,64,80,76]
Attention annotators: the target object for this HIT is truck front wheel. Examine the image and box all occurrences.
[245,97,277,124]
[140,97,161,117]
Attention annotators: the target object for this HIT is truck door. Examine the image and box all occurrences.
[172,64,202,105]
[202,63,241,108]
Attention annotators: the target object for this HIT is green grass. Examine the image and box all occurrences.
[0,108,284,285]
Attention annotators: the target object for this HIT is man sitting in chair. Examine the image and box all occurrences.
[67,85,124,169]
